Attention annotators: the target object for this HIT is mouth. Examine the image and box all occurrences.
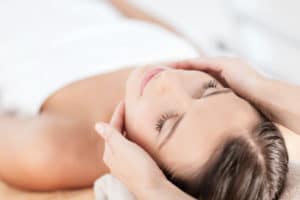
[140,67,166,96]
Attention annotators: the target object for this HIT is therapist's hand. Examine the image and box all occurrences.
[170,57,266,100]
[95,101,166,196]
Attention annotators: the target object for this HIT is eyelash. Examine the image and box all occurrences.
[155,112,179,133]
[155,80,216,132]
[204,80,218,89]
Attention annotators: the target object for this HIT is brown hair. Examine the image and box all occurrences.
[162,120,289,200]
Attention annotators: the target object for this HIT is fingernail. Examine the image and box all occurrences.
[95,123,107,138]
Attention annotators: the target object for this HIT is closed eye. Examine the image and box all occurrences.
[155,112,179,133]
[202,88,232,98]
[158,113,185,149]
[193,79,218,99]
[204,80,218,89]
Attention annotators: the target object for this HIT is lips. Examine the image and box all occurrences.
[140,67,165,96]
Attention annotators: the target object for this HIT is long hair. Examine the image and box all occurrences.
[162,120,289,200]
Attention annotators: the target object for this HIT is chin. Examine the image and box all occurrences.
[125,68,139,99]
[124,67,143,116]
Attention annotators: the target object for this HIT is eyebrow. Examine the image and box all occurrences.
[158,88,232,150]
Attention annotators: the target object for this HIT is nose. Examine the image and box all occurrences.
[151,69,175,94]
[151,69,189,103]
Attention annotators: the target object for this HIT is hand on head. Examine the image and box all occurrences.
[95,101,165,194]
[170,57,265,99]
[94,58,289,200]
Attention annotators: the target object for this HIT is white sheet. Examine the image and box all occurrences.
[0,0,198,116]
[128,0,300,85]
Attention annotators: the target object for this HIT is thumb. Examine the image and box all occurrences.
[95,122,128,149]
[110,100,125,132]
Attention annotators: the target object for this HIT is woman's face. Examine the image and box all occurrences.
[125,65,260,177]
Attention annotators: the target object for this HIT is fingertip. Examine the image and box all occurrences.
[115,100,126,115]
[119,100,126,112]
[110,101,125,130]
[117,100,125,108]
[95,123,108,139]
[168,63,179,68]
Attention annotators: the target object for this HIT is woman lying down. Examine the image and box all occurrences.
[0,0,299,199]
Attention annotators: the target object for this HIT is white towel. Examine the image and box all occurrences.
[94,174,136,200]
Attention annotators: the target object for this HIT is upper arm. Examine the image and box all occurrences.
[0,112,106,190]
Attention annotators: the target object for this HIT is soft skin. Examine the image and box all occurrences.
[96,57,300,200]
[1,0,298,193]
[0,57,299,192]
[124,65,261,179]
[95,101,195,200]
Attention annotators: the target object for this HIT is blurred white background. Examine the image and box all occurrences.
[129,0,300,83]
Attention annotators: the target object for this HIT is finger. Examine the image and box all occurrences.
[102,141,113,164]
[94,123,117,168]
[173,59,221,71]
[110,100,125,132]
[170,58,222,72]
[168,60,196,69]
[95,122,129,149]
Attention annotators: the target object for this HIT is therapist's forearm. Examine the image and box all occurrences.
[248,78,300,134]
[136,179,195,200]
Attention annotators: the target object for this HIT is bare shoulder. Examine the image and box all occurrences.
[41,67,135,123]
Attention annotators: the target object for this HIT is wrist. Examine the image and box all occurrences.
[150,173,169,190]
[136,176,171,199]
[133,173,165,198]
[137,178,195,200]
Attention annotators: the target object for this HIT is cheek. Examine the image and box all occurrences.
[125,105,157,152]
